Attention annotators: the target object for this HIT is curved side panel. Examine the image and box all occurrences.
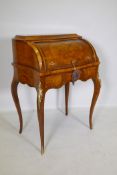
[81,38,99,62]
[13,64,40,87]
[27,41,43,70]
[12,39,40,70]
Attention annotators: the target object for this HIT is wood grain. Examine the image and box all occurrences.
[11,34,101,154]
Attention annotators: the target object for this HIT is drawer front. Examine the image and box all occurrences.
[45,66,98,90]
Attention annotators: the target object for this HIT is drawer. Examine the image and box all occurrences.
[45,66,98,89]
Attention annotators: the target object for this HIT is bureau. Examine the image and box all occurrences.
[11,34,101,154]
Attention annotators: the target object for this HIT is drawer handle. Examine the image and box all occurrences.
[71,61,80,85]
[72,69,80,85]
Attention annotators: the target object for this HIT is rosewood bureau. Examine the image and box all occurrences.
[11,34,101,154]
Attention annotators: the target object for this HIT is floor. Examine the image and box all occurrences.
[0,107,117,175]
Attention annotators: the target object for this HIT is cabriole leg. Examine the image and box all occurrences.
[65,82,70,115]
[11,77,23,134]
[89,76,101,129]
[36,82,45,154]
